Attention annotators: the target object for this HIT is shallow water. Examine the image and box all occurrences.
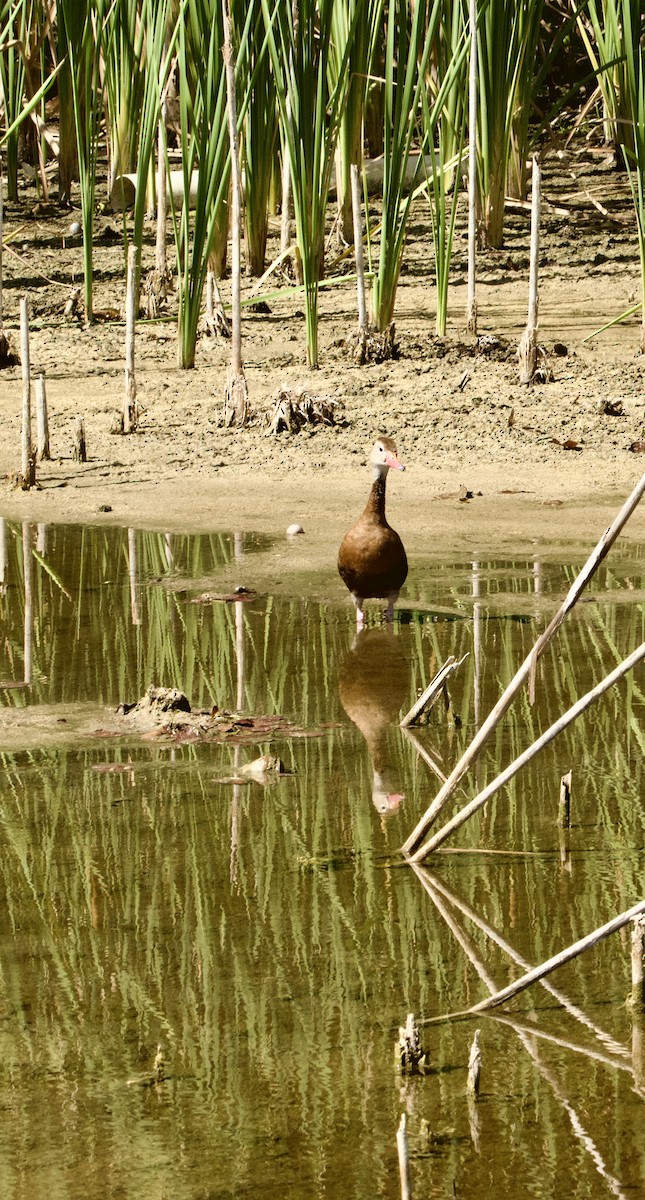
[0,520,644,1199]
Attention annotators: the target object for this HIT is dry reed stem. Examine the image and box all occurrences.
[402,468,645,858]
[409,640,645,859]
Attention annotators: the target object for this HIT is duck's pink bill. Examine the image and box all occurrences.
[385,453,405,471]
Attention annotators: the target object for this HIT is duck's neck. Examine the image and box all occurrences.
[364,469,388,523]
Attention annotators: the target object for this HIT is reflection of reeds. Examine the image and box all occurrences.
[2,530,645,1192]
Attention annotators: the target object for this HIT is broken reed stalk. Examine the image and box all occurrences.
[409,640,645,859]
[0,153,5,354]
[396,1114,412,1200]
[36,373,50,460]
[465,0,477,335]
[0,517,6,588]
[558,769,572,828]
[466,1029,481,1095]
[400,654,468,728]
[222,0,248,427]
[350,162,367,332]
[206,266,215,327]
[73,415,87,462]
[434,898,645,1022]
[19,296,35,489]
[155,111,167,277]
[401,468,645,858]
[631,916,645,1011]
[124,243,137,433]
[518,155,541,384]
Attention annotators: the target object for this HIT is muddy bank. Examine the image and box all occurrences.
[0,143,644,566]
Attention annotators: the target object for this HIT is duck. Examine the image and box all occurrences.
[338,436,408,628]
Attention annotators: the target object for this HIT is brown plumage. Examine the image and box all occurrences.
[338,436,408,627]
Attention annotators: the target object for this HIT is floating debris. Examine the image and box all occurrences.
[240,753,288,779]
[190,588,258,605]
[107,685,324,745]
[126,1043,169,1088]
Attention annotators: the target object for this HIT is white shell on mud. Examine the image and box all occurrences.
[286,523,304,537]
[69,221,81,236]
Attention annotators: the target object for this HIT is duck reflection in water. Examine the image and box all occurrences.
[338,627,411,814]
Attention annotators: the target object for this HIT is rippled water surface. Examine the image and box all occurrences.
[0,519,644,1199]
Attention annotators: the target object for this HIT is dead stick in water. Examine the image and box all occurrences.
[558,769,572,828]
[401,469,645,856]
[409,641,645,860]
[631,916,645,1011]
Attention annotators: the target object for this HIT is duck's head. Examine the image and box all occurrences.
[370,436,405,479]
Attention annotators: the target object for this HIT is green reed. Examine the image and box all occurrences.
[261,0,360,367]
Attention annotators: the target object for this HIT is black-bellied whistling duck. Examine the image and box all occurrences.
[338,436,408,628]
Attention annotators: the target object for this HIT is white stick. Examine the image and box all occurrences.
[36,373,50,460]
[350,163,367,331]
[466,0,477,335]
[518,156,541,384]
[0,153,4,335]
[0,517,7,588]
[402,468,645,856]
[124,243,137,433]
[20,296,33,486]
[222,0,243,380]
[632,916,645,1010]
[411,641,645,859]
[155,111,167,276]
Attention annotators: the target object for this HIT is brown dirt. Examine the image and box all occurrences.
[2,142,645,573]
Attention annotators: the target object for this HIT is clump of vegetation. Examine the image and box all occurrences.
[1,0,645,372]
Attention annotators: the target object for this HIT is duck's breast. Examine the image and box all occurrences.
[338,515,408,598]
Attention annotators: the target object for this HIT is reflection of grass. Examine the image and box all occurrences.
[1,533,645,1193]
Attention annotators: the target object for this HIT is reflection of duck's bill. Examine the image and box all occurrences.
[373,790,405,814]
